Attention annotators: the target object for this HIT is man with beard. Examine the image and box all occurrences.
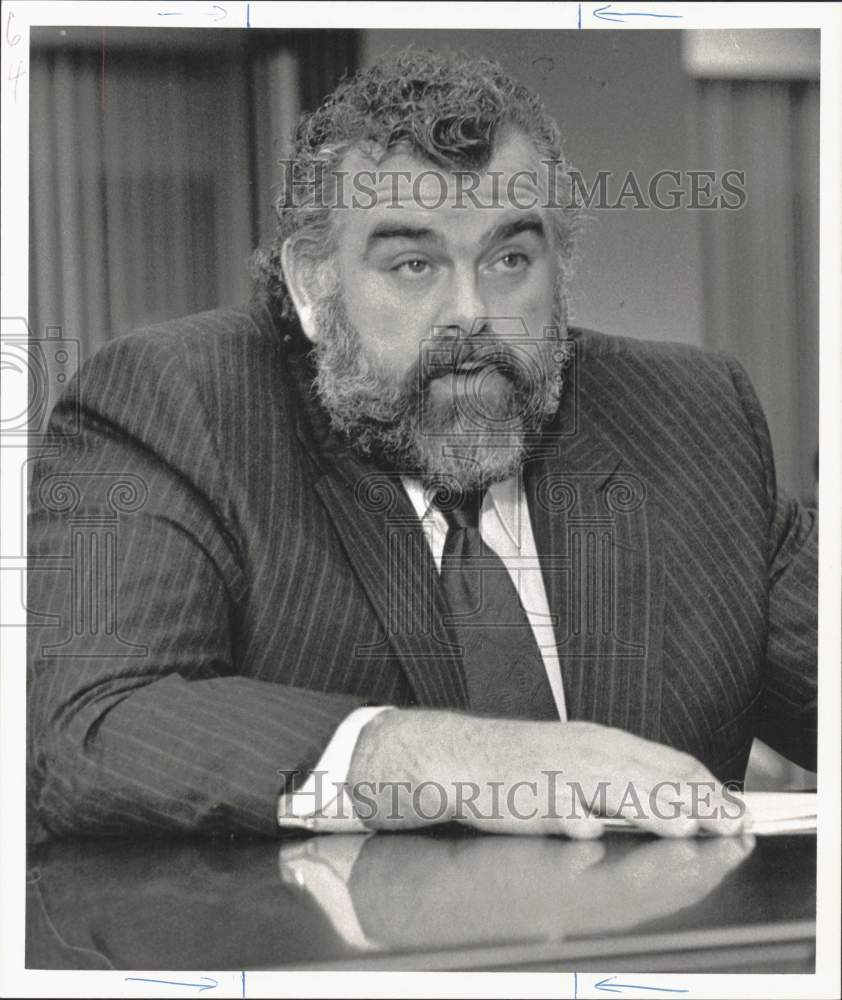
[27,50,817,841]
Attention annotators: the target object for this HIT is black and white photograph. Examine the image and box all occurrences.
[1,3,840,998]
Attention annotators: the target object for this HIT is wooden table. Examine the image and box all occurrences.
[26,828,815,973]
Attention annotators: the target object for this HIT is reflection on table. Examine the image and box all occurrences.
[26,827,815,972]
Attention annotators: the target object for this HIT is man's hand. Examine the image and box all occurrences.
[346,710,747,838]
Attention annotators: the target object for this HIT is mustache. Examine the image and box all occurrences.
[419,338,535,383]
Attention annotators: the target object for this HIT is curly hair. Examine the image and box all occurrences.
[251,47,580,317]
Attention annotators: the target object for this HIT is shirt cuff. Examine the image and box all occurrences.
[277,705,392,832]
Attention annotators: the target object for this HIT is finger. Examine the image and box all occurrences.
[608,782,700,837]
[696,799,749,836]
[683,783,749,836]
[591,780,691,835]
[656,786,746,837]
[640,775,748,837]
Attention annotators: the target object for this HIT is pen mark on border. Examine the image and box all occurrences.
[593,4,682,23]
[124,977,218,993]
[594,977,689,994]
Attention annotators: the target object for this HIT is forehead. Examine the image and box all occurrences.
[334,131,552,247]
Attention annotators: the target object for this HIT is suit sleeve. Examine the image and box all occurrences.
[27,330,366,840]
[725,357,818,772]
[756,491,818,770]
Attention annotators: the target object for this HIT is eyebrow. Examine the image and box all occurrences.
[480,214,547,250]
[364,212,547,258]
[364,224,442,257]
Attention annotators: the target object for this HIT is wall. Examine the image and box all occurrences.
[361,29,704,346]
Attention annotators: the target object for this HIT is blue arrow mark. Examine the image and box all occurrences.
[125,977,218,993]
[593,4,682,22]
[595,978,689,995]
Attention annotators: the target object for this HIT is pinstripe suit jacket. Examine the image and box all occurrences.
[27,302,817,840]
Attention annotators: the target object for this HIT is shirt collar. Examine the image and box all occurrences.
[401,475,521,534]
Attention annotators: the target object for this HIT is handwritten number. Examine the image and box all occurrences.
[8,60,25,102]
[6,10,21,46]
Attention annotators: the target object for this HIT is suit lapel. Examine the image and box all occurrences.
[524,338,664,740]
[288,352,468,710]
[286,333,663,732]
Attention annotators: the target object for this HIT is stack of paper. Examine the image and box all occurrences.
[740,791,817,834]
[601,791,817,835]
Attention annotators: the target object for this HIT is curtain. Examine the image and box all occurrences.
[693,79,819,503]
[28,28,359,372]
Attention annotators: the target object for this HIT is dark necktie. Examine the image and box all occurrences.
[436,489,559,720]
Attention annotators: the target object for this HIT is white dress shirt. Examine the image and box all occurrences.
[278,475,566,832]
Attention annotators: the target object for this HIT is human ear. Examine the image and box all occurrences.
[280,239,331,343]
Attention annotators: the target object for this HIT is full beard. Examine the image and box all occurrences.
[310,286,572,492]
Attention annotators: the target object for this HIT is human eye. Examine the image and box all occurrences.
[490,251,529,274]
[392,257,433,278]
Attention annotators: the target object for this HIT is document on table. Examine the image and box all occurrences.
[601,792,817,835]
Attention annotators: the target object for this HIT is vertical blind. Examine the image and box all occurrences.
[29,28,358,367]
[693,78,819,503]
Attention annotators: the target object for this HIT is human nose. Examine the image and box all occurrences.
[436,266,488,339]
